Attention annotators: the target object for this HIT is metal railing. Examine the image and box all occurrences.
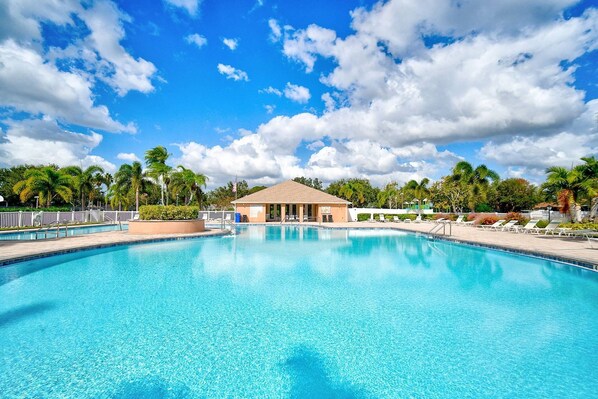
[34,221,68,240]
[428,221,452,237]
[0,210,138,229]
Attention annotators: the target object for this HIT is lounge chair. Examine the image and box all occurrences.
[201,214,208,221]
[414,215,422,223]
[392,216,401,223]
[500,220,519,232]
[477,220,505,230]
[455,215,474,225]
[529,220,560,235]
[378,214,386,222]
[513,219,540,233]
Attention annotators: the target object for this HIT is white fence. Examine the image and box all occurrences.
[348,208,434,222]
[0,210,138,228]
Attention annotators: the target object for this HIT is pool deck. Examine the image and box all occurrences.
[0,222,596,270]
[0,229,229,266]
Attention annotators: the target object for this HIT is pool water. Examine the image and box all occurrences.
[0,223,128,241]
[1,225,597,398]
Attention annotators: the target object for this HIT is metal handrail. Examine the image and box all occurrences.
[428,221,452,237]
[103,215,123,230]
[35,221,68,240]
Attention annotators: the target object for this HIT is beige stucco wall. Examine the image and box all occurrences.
[236,203,348,223]
[235,204,266,223]
[128,220,205,234]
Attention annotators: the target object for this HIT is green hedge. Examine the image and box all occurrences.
[139,205,199,220]
[356,213,418,221]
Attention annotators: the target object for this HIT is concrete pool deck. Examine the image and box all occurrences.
[0,229,229,266]
[0,222,596,270]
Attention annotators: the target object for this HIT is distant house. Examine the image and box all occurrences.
[231,180,350,223]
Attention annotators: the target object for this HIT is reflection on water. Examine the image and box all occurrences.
[444,245,503,290]
[105,376,194,399]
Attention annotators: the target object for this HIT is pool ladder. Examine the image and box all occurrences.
[104,215,123,230]
[34,221,68,240]
[428,221,452,237]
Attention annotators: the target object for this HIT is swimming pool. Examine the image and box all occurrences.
[1,225,597,398]
[0,223,128,241]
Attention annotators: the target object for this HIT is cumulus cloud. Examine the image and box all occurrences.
[164,0,201,16]
[0,40,134,133]
[117,152,141,162]
[217,64,249,81]
[264,105,276,114]
[174,0,597,186]
[185,33,207,48]
[0,118,115,171]
[260,86,282,96]
[223,38,238,50]
[284,83,311,103]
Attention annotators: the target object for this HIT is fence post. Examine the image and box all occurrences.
[18,211,23,227]
[57,211,60,223]
[72,210,75,222]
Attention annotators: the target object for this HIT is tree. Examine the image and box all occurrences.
[114,161,147,211]
[292,177,323,190]
[107,183,130,211]
[543,159,597,222]
[145,146,172,205]
[492,178,538,212]
[0,165,30,206]
[327,178,379,207]
[169,166,208,207]
[377,182,399,208]
[62,165,105,210]
[578,156,598,220]
[404,178,430,215]
[451,161,499,211]
[13,166,73,207]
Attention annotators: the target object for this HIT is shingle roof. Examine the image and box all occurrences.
[231,180,350,205]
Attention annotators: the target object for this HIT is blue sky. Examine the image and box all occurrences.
[0,0,597,188]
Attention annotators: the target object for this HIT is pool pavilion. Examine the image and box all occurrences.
[231,180,351,223]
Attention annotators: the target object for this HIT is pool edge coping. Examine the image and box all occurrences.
[0,229,230,267]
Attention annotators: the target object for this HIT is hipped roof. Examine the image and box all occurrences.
[231,180,350,205]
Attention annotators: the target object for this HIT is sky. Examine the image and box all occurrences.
[0,0,597,189]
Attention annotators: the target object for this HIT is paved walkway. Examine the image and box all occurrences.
[0,223,596,270]
[0,229,228,265]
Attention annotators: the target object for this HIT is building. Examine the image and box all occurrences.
[231,180,350,223]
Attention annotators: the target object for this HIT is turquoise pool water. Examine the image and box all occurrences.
[1,225,597,398]
[0,223,128,241]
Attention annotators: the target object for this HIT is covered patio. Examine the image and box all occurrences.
[231,180,350,223]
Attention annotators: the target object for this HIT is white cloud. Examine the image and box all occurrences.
[0,118,115,172]
[0,40,134,133]
[223,38,238,50]
[117,152,141,162]
[78,0,157,96]
[264,105,276,114]
[260,86,282,96]
[164,0,201,16]
[268,19,282,42]
[217,64,249,81]
[186,33,207,48]
[284,82,311,103]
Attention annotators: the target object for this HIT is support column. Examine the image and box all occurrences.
[281,203,286,222]
[299,204,304,223]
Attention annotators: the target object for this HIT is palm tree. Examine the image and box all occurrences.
[145,146,171,205]
[405,178,430,215]
[114,161,146,211]
[451,161,499,211]
[13,167,73,207]
[377,182,399,208]
[543,162,596,223]
[62,165,105,210]
[106,183,130,211]
[578,156,598,220]
[169,166,208,207]
[338,180,366,206]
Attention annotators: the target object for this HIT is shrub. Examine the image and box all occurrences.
[357,213,372,221]
[399,214,417,221]
[536,220,549,229]
[474,214,499,225]
[466,213,477,221]
[0,206,72,212]
[559,222,598,230]
[505,212,527,225]
[434,213,456,221]
[139,205,199,221]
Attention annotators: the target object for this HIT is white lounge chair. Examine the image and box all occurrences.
[455,215,474,225]
[530,220,559,235]
[500,220,519,232]
[514,219,540,233]
[478,220,505,230]
[414,215,422,223]
[378,214,386,222]
[392,216,401,223]
[201,214,208,221]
